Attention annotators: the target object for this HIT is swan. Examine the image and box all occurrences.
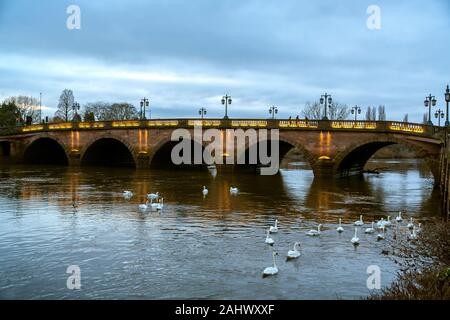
[202,186,208,196]
[376,226,386,241]
[139,200,149,212]
[286,242,301,260]
[354,215,364,226]
[365,222,375,234]
[376,218,385,229]
[351,228,360,246]
[229,187,239,194]
[269,220,278,233]
[306,224,322,236]
[407,217,414,230]
[123,190,133,199]
[155,198,164,211]
[265,229,274,245]
[336,218,344,233]
[147,192,159,200]
[409,226,418,240]
[384,216,392,227]
[416,223,422,233]
[262,251,278,278]
[396,211,403,222]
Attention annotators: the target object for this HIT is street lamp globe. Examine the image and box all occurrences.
[221,98,225,105]
[328,97,332,104]
[228,98,232,104]
[432,98,437,106]
[445,86,450,102]
[320,97,324,104]
[424,99,429,107]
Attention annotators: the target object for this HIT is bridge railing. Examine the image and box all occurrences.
[0,118,443,137]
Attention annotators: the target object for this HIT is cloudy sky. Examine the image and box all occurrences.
[0,0,449,122]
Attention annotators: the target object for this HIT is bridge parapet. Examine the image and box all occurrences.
[0,119,443,138]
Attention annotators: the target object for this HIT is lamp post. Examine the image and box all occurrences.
[435,109,444,126]
[269,105,278,119]
[221,95,232,119]
[445,85,450,127]
[199,107,207,119]
[72,102,80,121]
[39,92,42,123]
[351,105,361,121]
[140,98,150,120]
[320,93,332,120]
[424,94,437,125]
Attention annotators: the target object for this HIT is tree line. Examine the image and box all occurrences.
[0,89,140,126]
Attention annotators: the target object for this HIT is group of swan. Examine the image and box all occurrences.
[201,186,238,197]
[123,190,164,212]
[262,220,301,277]
[332,211,420,245]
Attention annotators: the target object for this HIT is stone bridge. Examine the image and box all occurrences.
[0,119,444,181]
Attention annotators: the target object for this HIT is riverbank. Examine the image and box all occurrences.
[369,221,450,300]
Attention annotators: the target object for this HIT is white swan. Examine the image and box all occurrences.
[155,198,164,211]
[407,217,414,230]
[307,224,322,236]
[351,228,360,246]
[139,200,149,212]
[376,218,385,229]
[286,242,301,260]
[264,230,275,246]
[365,222,375,234]
[416,223,422,233]
[376,226,386,241]
[123,190,133,199]
[262,251,278,278]
[229,187,239,194]
[396,211,403,222]
[336,218,344,233]
[147,192,159,200]
[202,186,208,196]
[384,216,392,227]
[269,220,278,233]
[354,215,364,226]
[265,229,274,245]
[409,226,418,240]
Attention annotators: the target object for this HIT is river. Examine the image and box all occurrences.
[0,159,440,299]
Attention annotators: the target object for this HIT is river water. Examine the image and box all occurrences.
[0,159,440,299]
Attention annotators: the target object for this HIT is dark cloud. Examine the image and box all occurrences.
[0,0,449,121]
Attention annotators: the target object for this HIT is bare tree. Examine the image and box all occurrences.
[366,106,373,120]
[301,101,349,120]
[55,89,74,121]
[107,103,139,120]
[301,101,322,120]
[378,105,386,121]
[83,102,138,121]
[403,113,409,122]
[4,96,40,123]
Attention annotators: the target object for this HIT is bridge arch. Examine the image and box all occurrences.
[23,136,69,165]
[80,135,137,167]
[236,135,317,174]
[149,135,207,169]
[333,135,439,179]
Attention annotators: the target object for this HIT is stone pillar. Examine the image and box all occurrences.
[313,158,335,177]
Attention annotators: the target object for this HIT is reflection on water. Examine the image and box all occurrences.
[0,159,441,299]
